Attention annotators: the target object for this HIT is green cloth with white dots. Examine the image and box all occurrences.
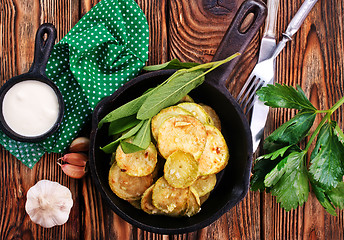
[0,0,149,168]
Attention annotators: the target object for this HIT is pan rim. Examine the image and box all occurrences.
[89,69,253,234]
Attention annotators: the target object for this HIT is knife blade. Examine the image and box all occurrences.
[250,0,280,152]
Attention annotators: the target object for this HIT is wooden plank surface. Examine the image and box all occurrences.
[0,0,343,239]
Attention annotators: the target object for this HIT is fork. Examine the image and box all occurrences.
[237,0,318,114]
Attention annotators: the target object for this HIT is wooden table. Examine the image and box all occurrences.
[1,0,344,239]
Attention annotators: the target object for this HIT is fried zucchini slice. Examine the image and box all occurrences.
[164,150,199,188]
[185,187,201,217]
[198,125,229,175]
[200,192,210,205]
[127,199,141,209]
[191,174,216,197]
[199,104,221,131]
[152,177,189,216]
[116,142,157,177]
[177,102,214,125]
[108,163,154,200]
[178,95,194,103]
[141,185,164,215]
[158,115,207,160]
[151,106,191,141]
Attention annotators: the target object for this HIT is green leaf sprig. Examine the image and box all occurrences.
[251,83,344,215]
[98,53,240,154]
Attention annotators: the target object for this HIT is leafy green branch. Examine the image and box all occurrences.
[251,83,344,215]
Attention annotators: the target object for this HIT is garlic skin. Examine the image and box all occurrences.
[57,153,88,179]
[69,137,90,152]
[25,180,73,228]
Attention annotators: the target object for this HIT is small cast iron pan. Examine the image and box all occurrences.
[0,23,64,142]
[90,0,266,234]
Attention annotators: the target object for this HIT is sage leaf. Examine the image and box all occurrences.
[100,140,119,154]
[143,59,200,71]
[186,53,240,72]
[137,53,240,120]
[101,139,124,154]
[99,54,240,153]
[108,115,141,135]
[137,69,205,120]
[132,118,151,149]
[120,141,145,154]
[143,53,239,72]
[98,92,152,128]
[100,121,144,153]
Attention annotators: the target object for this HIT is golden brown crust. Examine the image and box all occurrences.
[198,125,229,175]
[108,163,154,200]
[116,142,157,177]
[152,177,189,216]
[158,115,207,160]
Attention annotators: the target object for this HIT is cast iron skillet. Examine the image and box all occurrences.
[0,23,64,142]
[90,0,266,234]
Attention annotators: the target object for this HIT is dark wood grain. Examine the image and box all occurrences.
[138,0,169,65]
[1,0,80,239]
[1,0,344,239]
[168,0,244,63]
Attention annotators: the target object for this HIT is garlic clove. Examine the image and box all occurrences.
[25,180,73,228]
[58,163,87,179]
[58,153,88,167]
[69,137,90,153]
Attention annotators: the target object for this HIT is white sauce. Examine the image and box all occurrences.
[2,80,60,137]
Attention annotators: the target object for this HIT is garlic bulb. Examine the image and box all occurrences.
[25,180,73,228]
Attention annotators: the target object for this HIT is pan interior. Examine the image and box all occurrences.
[90,70,252,234]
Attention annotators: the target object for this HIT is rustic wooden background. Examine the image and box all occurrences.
[1,0,344,239]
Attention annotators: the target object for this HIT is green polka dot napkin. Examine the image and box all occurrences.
[0,0,149,168]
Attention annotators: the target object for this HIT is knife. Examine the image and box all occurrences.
[250,0,280,152]
[250,0,319,152]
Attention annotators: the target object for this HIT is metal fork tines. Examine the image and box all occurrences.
[237,72,265,114]
[236,50,276,114]
[236,37,285,115]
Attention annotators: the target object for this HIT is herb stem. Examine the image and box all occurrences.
[181,53,241,87]
[304,94,344,151]
[304,112,330,152]
[186,53,240,72]
[330,95,344,113]
[315,110,329,114]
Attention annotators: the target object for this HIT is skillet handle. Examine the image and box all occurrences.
[29,23,57,76]
[206,0,267,87]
